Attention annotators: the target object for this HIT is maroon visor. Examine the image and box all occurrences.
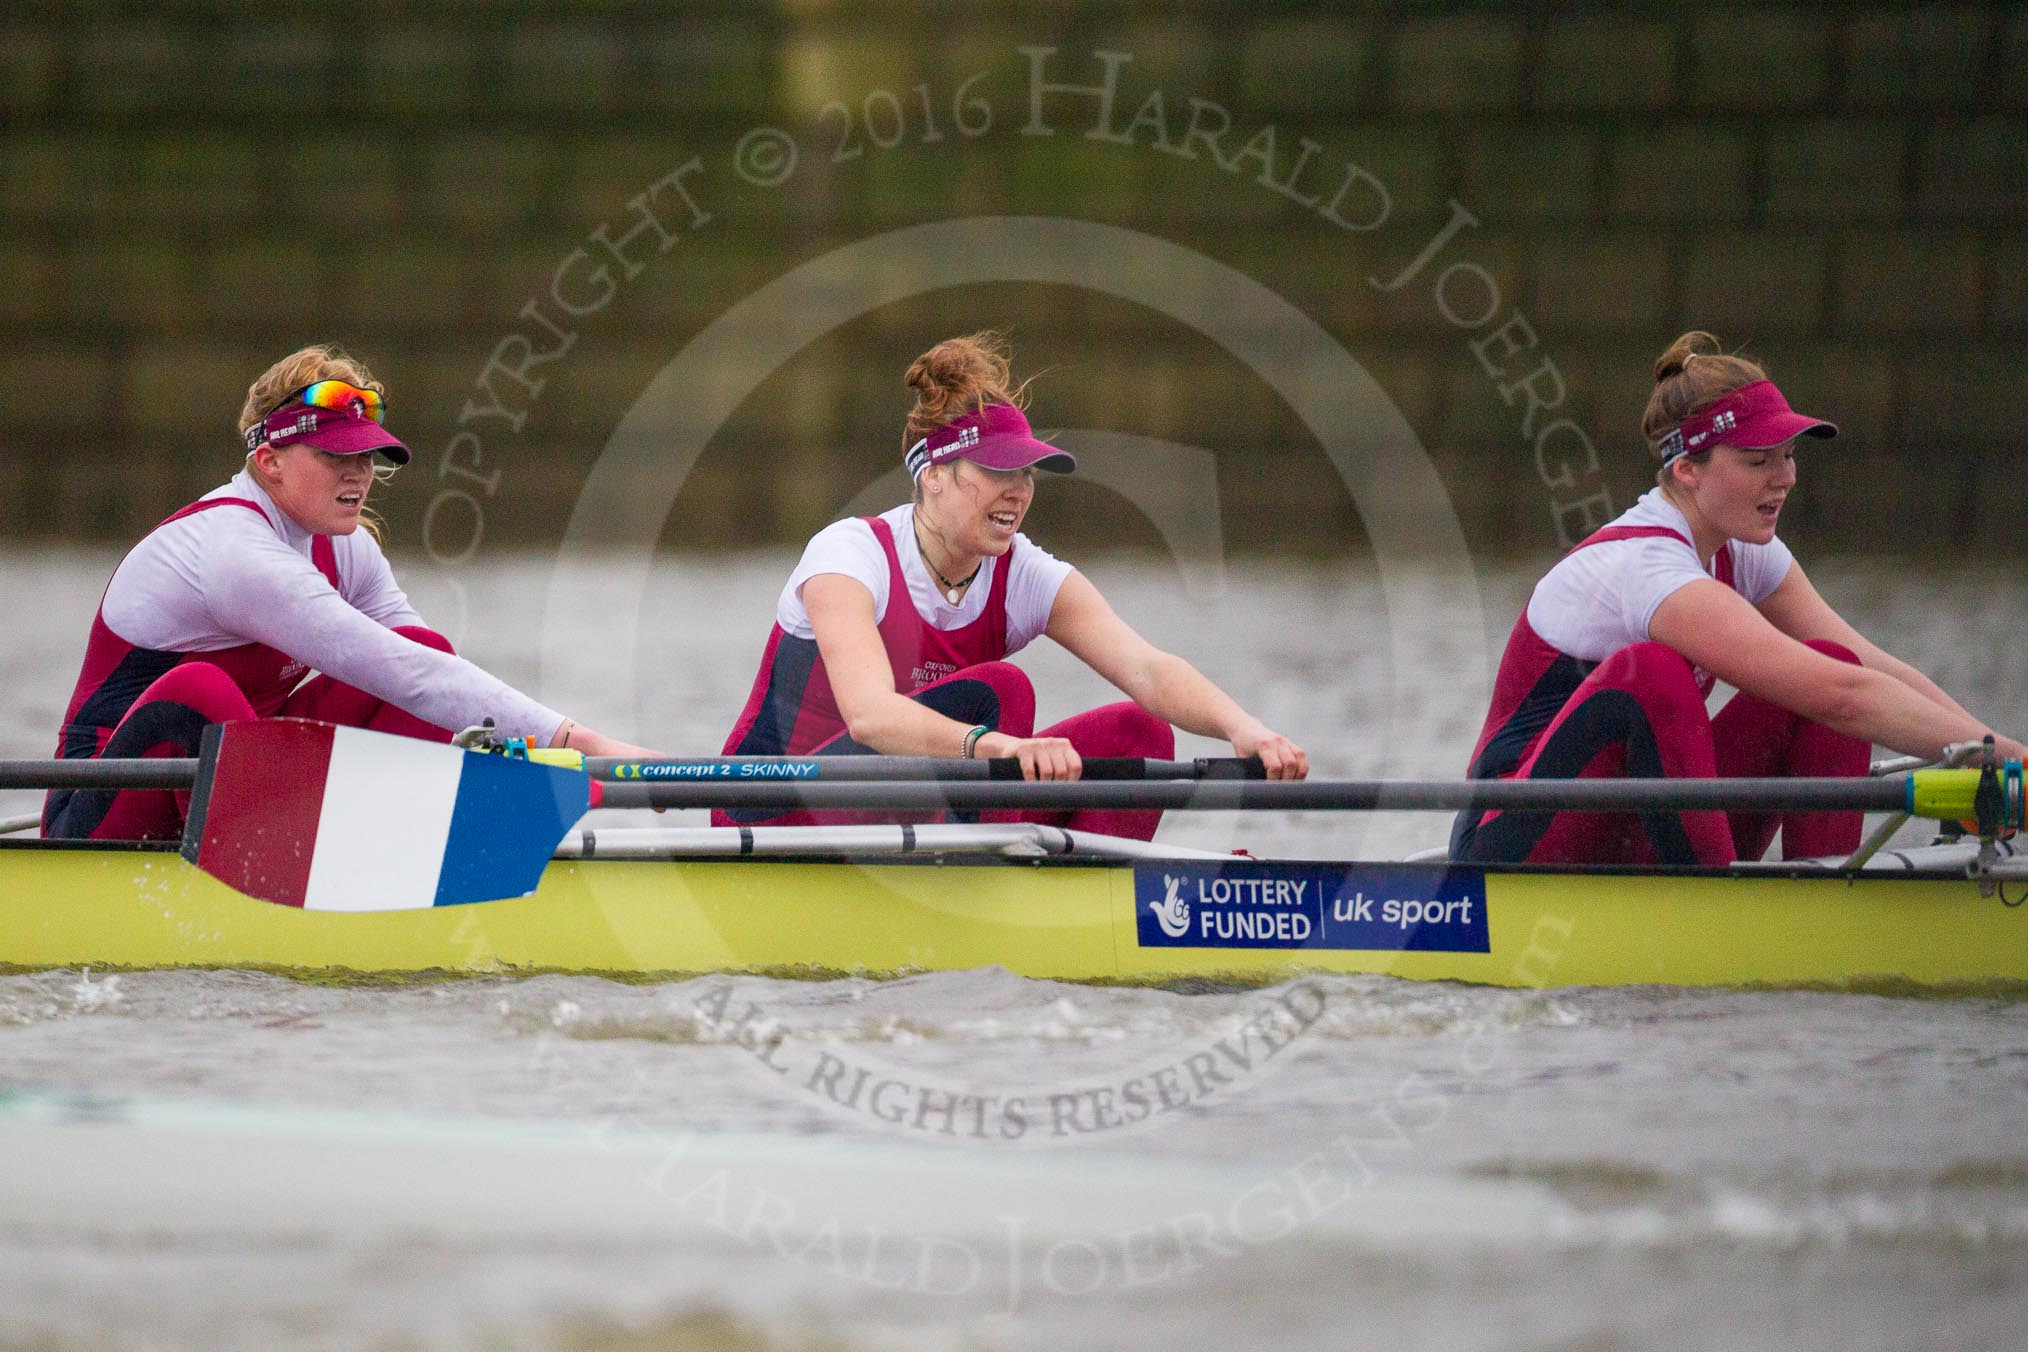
[1657,379,1836,467]
[244,400,412,466]
[904,403,1076,478]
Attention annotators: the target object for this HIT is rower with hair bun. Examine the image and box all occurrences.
[718,330,1307,840]
[1454,330,2027,867]
[44,343,659,842]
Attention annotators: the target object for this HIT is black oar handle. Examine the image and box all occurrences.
[0,759,199,790]
[599,776,1908,813]
[586,755,1266,783]
[1076,755,1266,782]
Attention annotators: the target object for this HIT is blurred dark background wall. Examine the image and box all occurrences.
[0,2,2022,559]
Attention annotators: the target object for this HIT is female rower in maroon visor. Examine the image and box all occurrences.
[719,332,1307,839]
[1454,330,2026,867]
[45,344,656,841]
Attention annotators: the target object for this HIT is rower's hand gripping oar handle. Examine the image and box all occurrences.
[984,755,1267,781]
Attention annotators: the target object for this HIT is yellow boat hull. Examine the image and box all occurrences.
[3,843,2024,991]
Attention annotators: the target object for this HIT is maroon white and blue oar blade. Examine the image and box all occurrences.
[180,719,590,910]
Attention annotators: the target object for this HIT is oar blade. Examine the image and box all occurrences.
[431,744,593,907]
[182,719,590,911]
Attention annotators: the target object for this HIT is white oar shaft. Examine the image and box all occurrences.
[554,823,1232,860]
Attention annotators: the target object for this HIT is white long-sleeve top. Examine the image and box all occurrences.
[99,471,562,742]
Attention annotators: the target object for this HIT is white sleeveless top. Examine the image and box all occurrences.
[1526,489,1795,662]
[778,504,1073,654]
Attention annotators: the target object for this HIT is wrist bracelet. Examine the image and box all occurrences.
[962,724,990,759]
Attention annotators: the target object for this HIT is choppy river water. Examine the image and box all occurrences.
[2,547,2025,1351]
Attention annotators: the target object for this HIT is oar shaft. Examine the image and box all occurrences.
[0,760,1953,819]
[585,755,1263,782]
[597,777,1910,814]
[0,759,199,790]
[0,753,1264,791]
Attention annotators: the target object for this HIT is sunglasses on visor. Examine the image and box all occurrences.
[266,379,387,422]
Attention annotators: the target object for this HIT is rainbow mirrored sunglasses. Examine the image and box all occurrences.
[245,380,390,455]
[273,379,386,423]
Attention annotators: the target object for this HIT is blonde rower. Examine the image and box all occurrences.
[46,344,655,840]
